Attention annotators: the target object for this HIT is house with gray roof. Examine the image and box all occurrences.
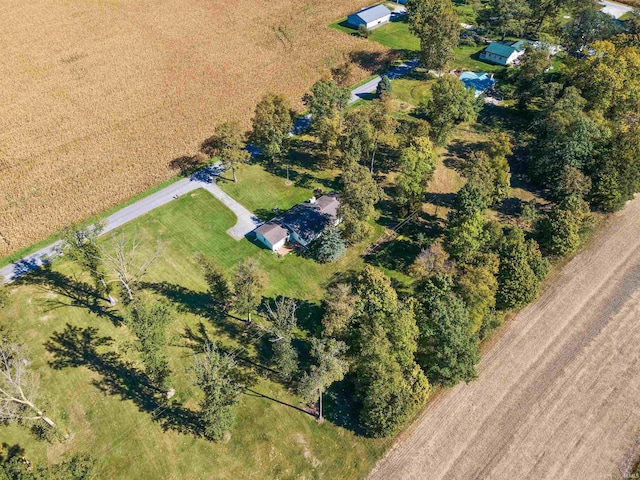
[480,41,526,66]
[347,4,392,30]
[254,222,289,252]
[253,193,340,252]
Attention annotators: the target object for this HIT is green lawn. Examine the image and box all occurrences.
[368,20,419,53]
[0,189,388,478]
[391,76,434,106]
[453,0,478,25]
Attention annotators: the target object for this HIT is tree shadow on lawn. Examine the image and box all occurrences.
[140,281,248,341]
[182,321,278,377]
[15,265,124,326]
[442,138,484,173]
[45,324,205,437]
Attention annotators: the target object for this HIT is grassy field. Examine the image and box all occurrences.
[0,0,393,258]
[0,188,389,478]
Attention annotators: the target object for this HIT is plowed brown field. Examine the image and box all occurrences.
[0,0,387,256]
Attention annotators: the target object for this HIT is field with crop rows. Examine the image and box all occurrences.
[0,0,389,258]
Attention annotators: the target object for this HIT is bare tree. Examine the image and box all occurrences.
[0,335,56,429]
[100,232,160,302]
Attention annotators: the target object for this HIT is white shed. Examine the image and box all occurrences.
[347,4,392,30]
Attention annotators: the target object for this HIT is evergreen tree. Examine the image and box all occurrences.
[315,224,346,263]
[496,228,548,310]
[125,301,172,388]
[376,75,392,97]
[190,342,253,442]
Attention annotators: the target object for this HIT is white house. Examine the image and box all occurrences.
[254,222,289,252]
[347,4,392,30]
[254,194,341,252]
[479,41,526,66]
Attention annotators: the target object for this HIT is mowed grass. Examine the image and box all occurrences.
[0,189,389,478]
[368,20,419,52]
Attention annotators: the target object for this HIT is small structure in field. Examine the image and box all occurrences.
[347,4,392,30]
[480,41,526,66]
[254,193,341,252]
[459,71,496,97]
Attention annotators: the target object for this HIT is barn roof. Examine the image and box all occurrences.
[353,4,391,23]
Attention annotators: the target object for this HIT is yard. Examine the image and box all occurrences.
[330,14,505,74]
[0,188,388,478]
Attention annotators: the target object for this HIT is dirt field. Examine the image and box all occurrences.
[0,0,387,256]
[368,195,640,480]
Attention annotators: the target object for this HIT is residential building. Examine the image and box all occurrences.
[347,4,392,30]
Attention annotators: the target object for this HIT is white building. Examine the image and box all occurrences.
[347,4,392,30]
[479,41,526,66]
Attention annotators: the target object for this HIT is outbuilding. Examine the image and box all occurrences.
[347,4,392,30]
[479,41,526,66]
[254,222,289,252]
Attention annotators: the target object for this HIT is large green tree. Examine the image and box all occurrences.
[396,136,437,211]
[539,194,591,256]
[125,301,172,389]
[251,93,293,161]
[496,228,548,310]
[232,258,267,322]
[265,296,299,380]
[351,266,430,437]
[339,161,382,244]
[303,79,350,123]
[477,0,531,40]
[420,75,477,145]
[204,122,251,182]
[298,338,349,421]
[416,273,480,387]
[514,47,552,109]
[190,342,253,442]
[322,283,357,338]
[407,0,459,71]
[444,181,489,264]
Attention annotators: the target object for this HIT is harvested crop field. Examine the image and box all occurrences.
[0,0,389,257]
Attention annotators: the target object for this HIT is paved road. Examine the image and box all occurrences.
[0,164,260,283]
[369,195,640,480]
[600,0,634,18]
[350,59,419,103]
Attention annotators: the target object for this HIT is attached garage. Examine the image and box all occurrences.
[347,4,391,30]
[254,222,289,252]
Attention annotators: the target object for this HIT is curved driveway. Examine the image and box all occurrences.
[369,196,640,480]
[0,164,260,283]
